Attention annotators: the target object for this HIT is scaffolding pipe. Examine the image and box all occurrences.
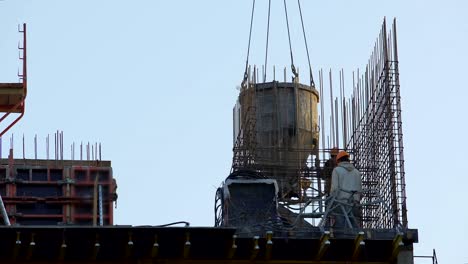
[0,195,10,226]
[98,185,104,226]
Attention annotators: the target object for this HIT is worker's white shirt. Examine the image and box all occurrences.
[330,161,362,202]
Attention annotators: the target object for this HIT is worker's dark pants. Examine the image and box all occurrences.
[333,203,361,228]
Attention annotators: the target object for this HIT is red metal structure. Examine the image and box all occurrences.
[0,23,27,138]
[0,24,118,227]
[0,159,117,226]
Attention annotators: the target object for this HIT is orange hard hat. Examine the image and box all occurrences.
[336,151,349,162]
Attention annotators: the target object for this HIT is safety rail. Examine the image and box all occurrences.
[414,249,438,264]
[314,188,401,231]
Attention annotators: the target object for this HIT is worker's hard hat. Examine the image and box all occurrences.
[336,151,349,162]
[330,147,339,156]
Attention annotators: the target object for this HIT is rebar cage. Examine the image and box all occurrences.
[346,19,407,228]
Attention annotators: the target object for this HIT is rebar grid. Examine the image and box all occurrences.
[345,19,407,229]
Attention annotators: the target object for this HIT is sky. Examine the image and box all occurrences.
[0,0,467,263]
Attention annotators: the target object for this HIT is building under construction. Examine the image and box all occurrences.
[215,11,418,263]
[0,4,424,264]
[222,20,409,231]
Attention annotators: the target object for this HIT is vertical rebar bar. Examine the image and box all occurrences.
[334,98,339,148]
[319,70,325,161]
[329,70,335,147]
[54,132,57,160]
[60,131,63,161]
[22,134,25,159]
[34,134,37,159]
[10,134,13,152]
[46,134,49,160]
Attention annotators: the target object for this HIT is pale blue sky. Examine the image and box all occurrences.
[1,1,467,263]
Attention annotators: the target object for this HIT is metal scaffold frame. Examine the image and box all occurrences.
[0,23,28,226]
[347,18,406,229]
[322,18,407,229]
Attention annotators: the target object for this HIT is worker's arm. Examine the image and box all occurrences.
[330,168,338,195]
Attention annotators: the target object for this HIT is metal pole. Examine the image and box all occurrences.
[22,134,25,159]
[34,134,37,159]
[329,70,335,147]
[93,174,98,226]
[98,185,103,226]
[0,194,10,225]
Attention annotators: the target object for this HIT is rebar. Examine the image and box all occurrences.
[337,18,406,229]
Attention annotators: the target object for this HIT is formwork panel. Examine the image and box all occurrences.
[16,203,63,215]
[0,159,117,226]
[73,169,87,182]
[17,217,63,225]
[31,169,48,181]
[74,186,94,198]
[0,168,6,180]
[49,169,63,181]
[16,184,63,197]
[16,169,29,181]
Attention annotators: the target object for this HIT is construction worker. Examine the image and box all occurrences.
[321,147,339,196]
[330,151,362,228]
[320,148,339,227]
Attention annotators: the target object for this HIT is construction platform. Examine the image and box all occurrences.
[0,226,417,263]
[0,83,25,113]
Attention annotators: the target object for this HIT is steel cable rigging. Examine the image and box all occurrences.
[297,0,315,87]
[241,0,315,87]
[241,0,256,88]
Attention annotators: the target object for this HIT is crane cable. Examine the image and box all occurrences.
[242,0,256,88]
[283,0,298,81]
[297,0,315,87]
[243,0,314,86]
[263,0,272,82]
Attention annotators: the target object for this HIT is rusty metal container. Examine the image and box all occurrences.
[233,81,319,197]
